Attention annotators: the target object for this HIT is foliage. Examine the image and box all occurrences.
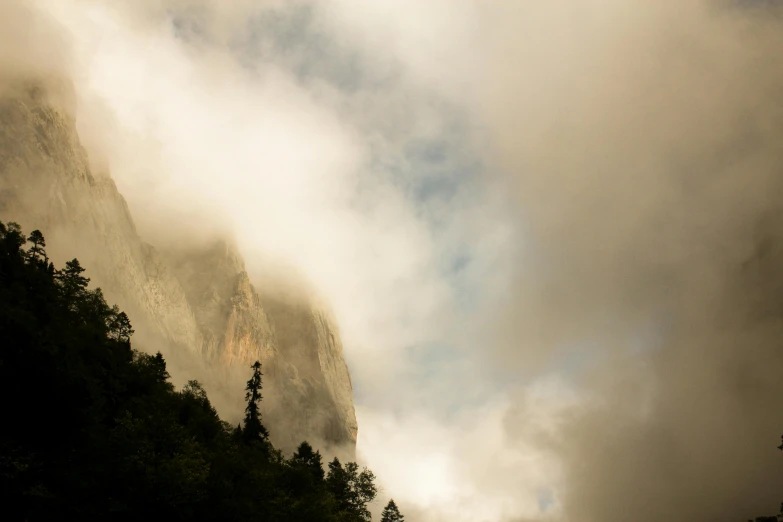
[244,360,270,445]
[326,458,378,521]
[381,500,404,522]
[0,221,402,522]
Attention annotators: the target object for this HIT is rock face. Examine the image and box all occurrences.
[0,77,357,453]
[165,242,358,449]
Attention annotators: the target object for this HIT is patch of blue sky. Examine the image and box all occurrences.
[399,341,517,417]
[231,4,396,93]
[450,252,470,274]
[166,1,501,398]
[539,325,663,382]
[405,139,481,206]
[162,3,381,92]
[231,2,489,229]
[537,487,556,513]
[178,0,485,222]
[393,123,488,285]
[169,14,205,44]
[368,121,489,322]
[446,247,482,315]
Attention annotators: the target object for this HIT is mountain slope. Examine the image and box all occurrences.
[0,76,357,453]
[165,242,358,449]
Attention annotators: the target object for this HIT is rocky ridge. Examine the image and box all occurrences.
[0,77,357,453]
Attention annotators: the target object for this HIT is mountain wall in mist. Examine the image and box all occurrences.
[0,76,357,453]
[164,240,358,449]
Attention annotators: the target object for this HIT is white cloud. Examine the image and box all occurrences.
[38,2,779,522]
[35,3,537,520]
[357,374,580,522]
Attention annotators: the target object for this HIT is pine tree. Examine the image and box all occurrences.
[381,499,405,522]
[152,352,170,382]
[243,360,269,444]
[56,258,90,299]
[109,311,134,343]
[26,229,47,263]
[327,458,350,511]
[0,219,401,521]
[292,441,325,481]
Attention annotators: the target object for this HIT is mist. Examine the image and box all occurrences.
[479,3,783,521]
[5,0,783,520]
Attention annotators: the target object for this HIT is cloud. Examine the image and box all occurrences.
[474,2,783,521]
[0,1,71,76]
[297,1,783,520]
[19,0,783,520]
[357,376,577,522]
[34,3,519,518]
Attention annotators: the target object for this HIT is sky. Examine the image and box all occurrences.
[10,0,783,521]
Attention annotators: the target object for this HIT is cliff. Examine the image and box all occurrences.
[165,242,358,449]
[0,77,357,453]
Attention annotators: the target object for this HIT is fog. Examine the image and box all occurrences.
[6,0,783,520]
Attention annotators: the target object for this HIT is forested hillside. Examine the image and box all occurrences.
[0,220,402,522]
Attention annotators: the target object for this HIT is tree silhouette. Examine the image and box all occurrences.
[151,351,170,382]
[0,219,388,522]
[381,499,405,522]
[291,441,325,481]
[26,229,46,263]
[109,311,134,342]
[327,457,377,521]
[3,221,26,251]
[243,360,269,444]
[56,258,90,300]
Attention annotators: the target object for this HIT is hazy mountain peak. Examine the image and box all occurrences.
[0,74,358,455]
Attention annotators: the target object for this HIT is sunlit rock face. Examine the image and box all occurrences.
[0,77,357,454]
[165,241,358,451]
[0,77,203,356]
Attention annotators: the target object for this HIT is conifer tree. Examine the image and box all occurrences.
[109,311,134,343]
[56,258,90,299]
[0,219,397,521]
[292,441,325,481]
[152,352,170,382]
[381,499,405,522]
[326,457,351,516]
[243,360,269,444]
[26,229,47,263]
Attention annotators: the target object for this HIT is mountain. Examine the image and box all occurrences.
[0,75,357,454]
[164,241,358,450]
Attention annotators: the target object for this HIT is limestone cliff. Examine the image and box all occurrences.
[0,78,202,355]
[0,77,357,453]
[165,243,358,449]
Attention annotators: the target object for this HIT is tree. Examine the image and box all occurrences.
[0,219,397,522]
[152,352,170,382]
[109,311,134,343]
[291,441,325,481]
[327,457,377,521]
[381,499,405,522]
[56,258,90,299]
[4,221,25,251]
[26,229,47,263]
[183,380,208,401]
[243,360,269,444]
